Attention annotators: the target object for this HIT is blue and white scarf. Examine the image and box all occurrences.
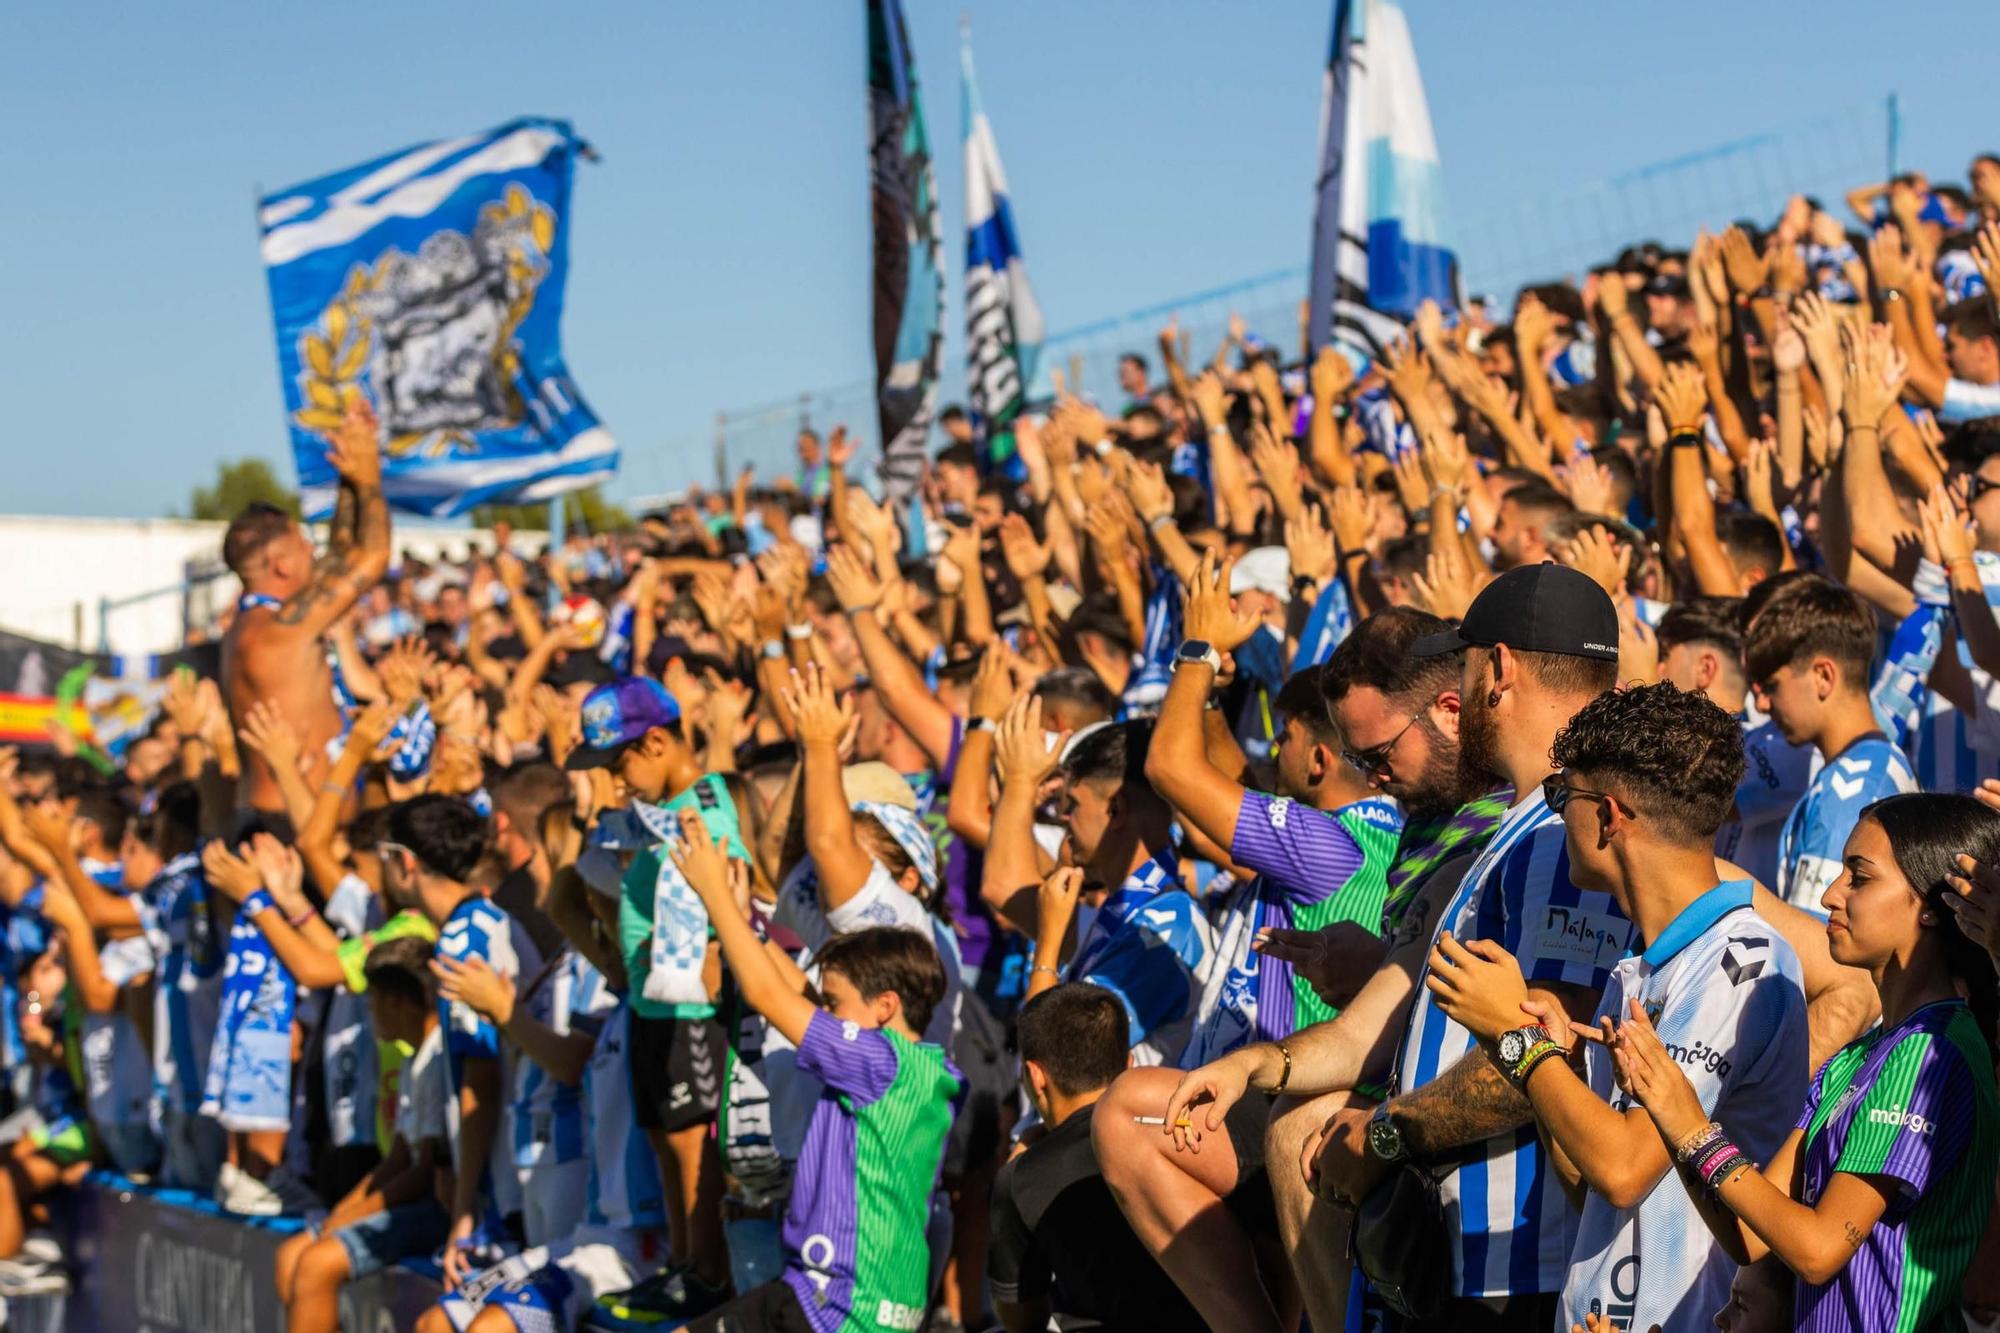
[385,700,437,780]
[1069,849,1179,980]
[199,890,296,1132]
[852,800,939,896]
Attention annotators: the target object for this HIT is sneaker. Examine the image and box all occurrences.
[598,1264,733,1323]
[13,1239,59,1269]
[0,1265,65,1297]
[213,1162,283,1217]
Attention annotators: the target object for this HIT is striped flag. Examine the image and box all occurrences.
[1307,0,1459,357]
[961,27,1044,472]
[260,118,615,519]
[868,0,945,508]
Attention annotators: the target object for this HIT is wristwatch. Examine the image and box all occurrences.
[1365,1104,1406,1163]
[1496,1024,1551,1069]
[1176,640,1222,673]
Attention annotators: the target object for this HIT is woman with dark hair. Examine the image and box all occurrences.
[1604,792,2000,1333]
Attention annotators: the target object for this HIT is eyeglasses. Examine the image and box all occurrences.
[1970,476,2000,504]
[1541,774,1623,817]
[1342,713,1422,776]
[375,840,413,863]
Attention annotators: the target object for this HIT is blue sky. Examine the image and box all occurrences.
[2,1,1993,518]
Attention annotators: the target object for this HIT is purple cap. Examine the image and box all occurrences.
[565,677,681,771]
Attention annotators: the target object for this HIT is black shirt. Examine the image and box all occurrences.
[490,862,564,963]
[988,1102,1208,1332]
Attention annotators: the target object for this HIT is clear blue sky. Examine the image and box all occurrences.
[2,1,1992,518]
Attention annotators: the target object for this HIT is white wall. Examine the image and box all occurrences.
[0,514,489,658]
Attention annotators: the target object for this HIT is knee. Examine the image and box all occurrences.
[468,1308,517,1333]
[412,1308,454,1333]
[294,1237,351,1296]
[275,1233,310,1299]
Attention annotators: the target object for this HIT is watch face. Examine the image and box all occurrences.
[1497,1031,1527,1065]
[1366,1114,1402,1161]
[1178,639,1214,662]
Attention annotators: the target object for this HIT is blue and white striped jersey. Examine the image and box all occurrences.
[1069,852,1213,1068]
[1397,788,1633,1297]
[437,895,542,1203]
[1562,882,1808,1332]
[1776,738,1918,913]
[1717,713,1817,890]
[510,949,614,1170]
[583,1002,667,1232]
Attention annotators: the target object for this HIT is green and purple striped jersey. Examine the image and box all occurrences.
[781,1010,964,1332]
[1381,787,1512,932]
[1796,999,1998,1333]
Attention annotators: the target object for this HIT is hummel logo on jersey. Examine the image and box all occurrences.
[1721,939,1769,986]
[1867,1103,1936,1135]
[1829,774,1866,801]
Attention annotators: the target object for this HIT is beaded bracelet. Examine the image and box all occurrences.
[1674,1120,1725,1165]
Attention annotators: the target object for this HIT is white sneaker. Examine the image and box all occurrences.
[13,1239,58,1269]
[214,1162,283,1217]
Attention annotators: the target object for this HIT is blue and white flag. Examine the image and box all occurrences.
[1307,0,1459,356]
[260,117,616,519]
[961,29,1043,472]
[869,0,945,508]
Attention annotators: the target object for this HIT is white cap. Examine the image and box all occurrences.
[1230,546,1294,604]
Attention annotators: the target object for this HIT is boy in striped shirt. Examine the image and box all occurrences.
[669,810,964,1333]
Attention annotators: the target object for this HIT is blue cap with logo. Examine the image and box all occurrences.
[565,676,681,771]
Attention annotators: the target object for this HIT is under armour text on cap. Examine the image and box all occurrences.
[565,676,682,770]
[1408,563,1620,662]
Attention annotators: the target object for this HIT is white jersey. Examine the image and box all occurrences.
[394,1024,447,1147]
[82,933,157,1130]
[1561,882,1809,1332]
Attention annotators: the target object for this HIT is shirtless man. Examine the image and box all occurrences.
[220,400,390,827]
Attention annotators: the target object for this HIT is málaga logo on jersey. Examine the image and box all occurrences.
[291,184,556,461]
[1866,1103,1937,1135]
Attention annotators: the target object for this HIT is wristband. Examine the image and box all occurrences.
[841,605,876,618]
[1030,964,1061,981]
[1147,512,1176,532]
[1513,1040,1565,1087]
[1667,430,1704,449]
[967,716,997,734]
[784,622,814,641]
[1705,1153,1753,1193]
[1269,1040,1294,1096]
[287,906,317,929]
[1692,1137,1740,1184]
[320,782,349,797]
[1697,1143,1749,1190]
[761,639,786,660]
[242,889,276,917]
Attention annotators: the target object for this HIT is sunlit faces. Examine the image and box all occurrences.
[1819,818,1927,968]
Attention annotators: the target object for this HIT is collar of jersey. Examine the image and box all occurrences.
[1637,878,1753,968]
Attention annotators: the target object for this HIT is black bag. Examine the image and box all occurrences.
[1348,1156,1455,1321]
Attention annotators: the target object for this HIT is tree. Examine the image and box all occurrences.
[472,485,633,533]
[184,458,299,521]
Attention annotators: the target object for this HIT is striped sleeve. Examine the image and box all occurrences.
[1228,792,1364,908]
[1832,1030,1975,1202]
[797,1009,901,1106]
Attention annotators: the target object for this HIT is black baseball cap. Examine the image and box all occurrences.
[1410,564,1620,662]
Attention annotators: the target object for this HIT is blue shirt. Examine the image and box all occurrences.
[436,896,542,1187]
[1776,736,1917,913]
[1068,852,1212,1067]
[1398,788,1634,1297]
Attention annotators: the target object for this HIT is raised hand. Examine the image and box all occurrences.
[669,808,735,908]
[1327,484,1377,555]
[1410,544,1481,620]
[247,832,307,908]
[1770,305,1807,375]
[325,395,383,488]
[826,425,856,468]
[1188,370,1228,428]
[1422,428,1471,493]
[1840,321,1908,426]
[969,643,1019,723]
[994,693,1062,789]
[1919,481,1977,569]
[699,669,754,753]
[1595,272,1630,321]
[1036,866,1085,934]
[348,698,401,763]
[1182,551,1263,653]
[1867,222,1917,292]
[825,543,886,614]
[1247,422,1302,499]
[237,698,302,775]
[1556,524,1631,598]
[1284,504,1336,587]
[201,839,264,905]
[779,664,853,747]
[1309,345,1355,405]
[1512,293,1553,352]
[1558,456,1616,517]
[997,512,1053,580]
[378,634,435,707]
[1719,226,1770,294]
[1656,361,1709,435]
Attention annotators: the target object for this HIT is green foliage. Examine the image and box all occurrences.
[185,458,299,521]
[473,486,633,533]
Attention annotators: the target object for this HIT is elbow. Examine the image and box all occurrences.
[1794,1243,1850,1288]
[1597,1166,1656,1212]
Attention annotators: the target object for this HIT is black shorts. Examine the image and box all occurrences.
[682,1278,813,1333]
[1218,1093,1278,1235]
[631,1012,727,1133]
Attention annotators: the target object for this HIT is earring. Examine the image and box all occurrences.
[1487,691,1501,708]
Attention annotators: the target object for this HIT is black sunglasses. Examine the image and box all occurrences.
[1342,712,1421,775]
[1970,476,2000,504]
[1541,773,1623,816]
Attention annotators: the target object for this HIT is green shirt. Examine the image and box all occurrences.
[620,773,747,1021]
[334,909,436,1149]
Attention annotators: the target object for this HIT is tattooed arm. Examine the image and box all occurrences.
[278,399,391,635]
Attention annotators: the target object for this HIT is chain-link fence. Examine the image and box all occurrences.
[657,96,1892,498]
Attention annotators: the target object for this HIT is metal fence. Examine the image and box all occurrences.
[678,95,1893,492]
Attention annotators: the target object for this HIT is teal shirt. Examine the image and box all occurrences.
[619,773,748,1021]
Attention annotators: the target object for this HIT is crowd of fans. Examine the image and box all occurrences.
[7,159,2000,1333]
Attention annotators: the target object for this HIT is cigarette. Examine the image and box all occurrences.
[1132,1114,1193,1128]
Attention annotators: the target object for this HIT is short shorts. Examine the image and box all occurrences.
[631,1013,725,1133]
[331,1198,451,1279]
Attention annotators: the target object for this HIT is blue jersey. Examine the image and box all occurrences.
[436,896,541,1192]
[1776,736,1917,913]
[1718,715,1816,890]
[139,854,225,1119]
[1067,852,1212,1067]
[1398,788,1634,1297]
[509,949,612,1170]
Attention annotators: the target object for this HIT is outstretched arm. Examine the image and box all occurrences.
[277,399,391,637]
[1144,553,1263,846]
[825,546,956,765]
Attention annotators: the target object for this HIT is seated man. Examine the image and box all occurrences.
[989,984,1205,1333]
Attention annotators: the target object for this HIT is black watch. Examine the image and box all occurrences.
[1365,1104,1406,1163]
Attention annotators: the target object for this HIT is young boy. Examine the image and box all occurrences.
[669,810,963,1333]
[275,935,450,1333]
[1745,575,1917,910]
[988,984,1205,1333]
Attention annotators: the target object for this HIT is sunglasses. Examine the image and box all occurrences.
[1969,476,2000,504]
[1540,774,1623,816]
[1341,712,1422,776]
